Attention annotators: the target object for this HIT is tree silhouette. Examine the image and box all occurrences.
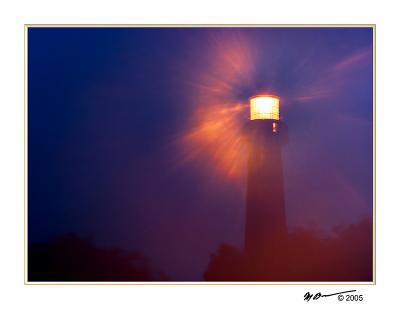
[204,219,372,281]
[28,233,168,281]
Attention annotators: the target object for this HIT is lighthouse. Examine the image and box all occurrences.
[244,95,288,257]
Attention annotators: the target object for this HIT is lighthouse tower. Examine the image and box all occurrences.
[244,95,288,257]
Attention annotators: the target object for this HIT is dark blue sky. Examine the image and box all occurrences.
[28,27,373,280]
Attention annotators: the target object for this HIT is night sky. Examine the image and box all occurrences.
[28,27,373,280]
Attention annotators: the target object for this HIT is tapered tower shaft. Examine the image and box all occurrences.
[245,116,288,256]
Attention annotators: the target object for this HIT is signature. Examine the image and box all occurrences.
[304,290,356,302]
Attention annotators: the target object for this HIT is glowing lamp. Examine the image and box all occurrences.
[249,95,280,120]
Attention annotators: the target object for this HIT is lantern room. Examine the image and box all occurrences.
[249,95,280,120]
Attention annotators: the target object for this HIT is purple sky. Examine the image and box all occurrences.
[28,27,373,280]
